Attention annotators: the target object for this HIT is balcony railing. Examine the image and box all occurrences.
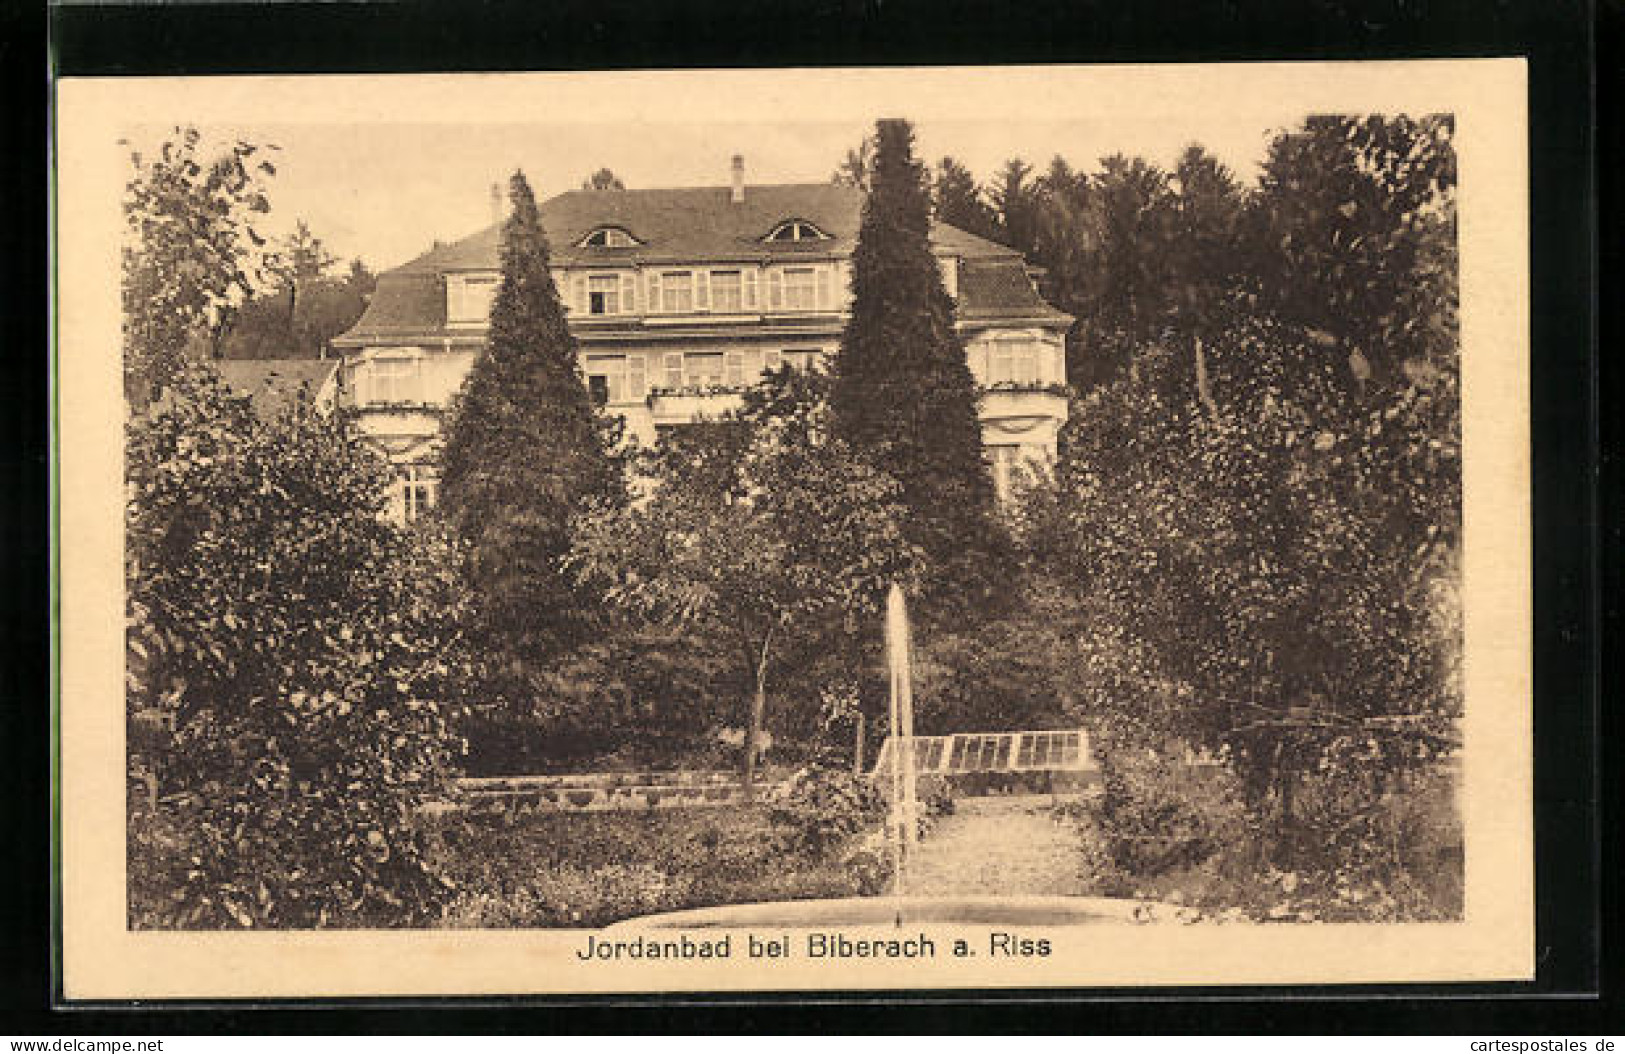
[646,385,748,425]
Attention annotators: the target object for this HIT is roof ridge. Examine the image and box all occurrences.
[390,180,1017,276]
[547,181,855,196]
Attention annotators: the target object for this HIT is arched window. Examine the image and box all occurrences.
[579,226,640,249]
[764,219,830,243]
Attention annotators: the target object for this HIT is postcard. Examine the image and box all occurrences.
[55,61,1531,998]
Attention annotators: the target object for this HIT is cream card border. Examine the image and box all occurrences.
[55,60,1532,998]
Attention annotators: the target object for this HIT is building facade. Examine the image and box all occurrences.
[331,160,1072,520]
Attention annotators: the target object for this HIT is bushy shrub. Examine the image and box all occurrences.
[918,775,956,820]
[442,863,691,928]
[126,366,470,928]
[1075,729,1462,922]
[768,765,886,859]
[432,805,891,928]
[1095,745,1255,877]
[843,847,894,896]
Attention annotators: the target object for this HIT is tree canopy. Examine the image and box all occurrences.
[830,134,875,191]
[572,366,919,790]
[932,156,1001,243]
[1009,115,1461,851]
[437,171,625,669]
[219,222,376,360]
[581,168,627,191]
[122,127,276,406]
[830,118,1004,618]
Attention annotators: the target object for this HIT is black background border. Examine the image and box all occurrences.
[5,0,1608,1033]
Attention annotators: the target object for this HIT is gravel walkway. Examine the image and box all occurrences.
[903,794,1098,897]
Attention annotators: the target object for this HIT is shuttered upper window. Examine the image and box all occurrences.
[783,267,817,310]
[587,275,620,315]
[710,270,743,312]
[660,271,694,313]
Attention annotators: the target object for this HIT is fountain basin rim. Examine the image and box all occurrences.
[605,895,1176,930]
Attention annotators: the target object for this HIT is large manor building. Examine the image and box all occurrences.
[331,158,1072,522]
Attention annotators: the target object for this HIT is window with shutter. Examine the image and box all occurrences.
[663,352,683,388]
[815,268,830,309]
[647,272,662,313]
[585,354,627,403]
[696,272,710,311]
[621,274,637,315]
[684,352,724,386]
[661,271,693,313]
[724,351,744,387]
[782,268,817,310]
[453,276,498,322]
[767,270,783,309]
[587,274,620,315]
[744,269,759,310]
[710,270,742,312]
[572,275,587,315]
[628,354,647,399]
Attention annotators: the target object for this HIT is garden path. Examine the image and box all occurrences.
[903,794,1098,897]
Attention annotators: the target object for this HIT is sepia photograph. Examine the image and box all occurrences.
[54,63,1532,997]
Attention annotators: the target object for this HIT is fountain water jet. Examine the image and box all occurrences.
[884,582,918,900]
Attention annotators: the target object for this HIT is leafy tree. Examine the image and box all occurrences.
[264,220,337,347]
[270,220,338,313]
[1021,317,1460,852]
[1246,115,1458,397]
[1164,146,1248,410]
[1009,115,1462,869]
[572,367,919,795]
[831,133,875,191]
[911,576,1080,735]
[1078,155,1177,381]
[126,365,469,927]
[581,168,627,191]
[988,158,1042,255]
[220,225,376,360]
[932,156,1001,242]
[438,171,624,672]
[1024,156,1103,390]
[831,119,1005,619]
[122,127,276,407]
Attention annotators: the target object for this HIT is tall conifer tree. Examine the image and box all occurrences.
[831,119,1003,613]
[439,171,620,664]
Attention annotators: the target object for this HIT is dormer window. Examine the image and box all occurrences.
[765,220,830,243]
[579,226,640,249]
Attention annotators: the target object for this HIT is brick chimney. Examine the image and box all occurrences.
[490,182,503,226]
[730,155,745,204]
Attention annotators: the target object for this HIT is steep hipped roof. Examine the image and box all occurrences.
[399,184,1014,273]
[340,271,446,341]
[956,259,1071,324]
[217,358,339,416]
[339,183,1068,343]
